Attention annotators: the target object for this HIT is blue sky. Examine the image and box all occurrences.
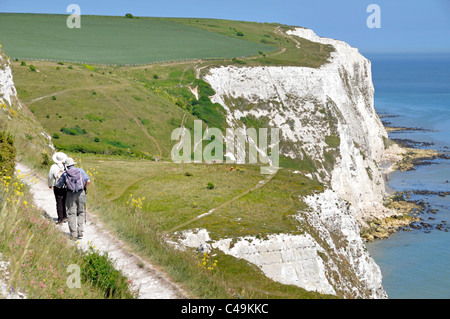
[1,0,449,53]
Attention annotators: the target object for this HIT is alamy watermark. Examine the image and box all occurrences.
[66,264,81,288]
[366,4,381,29]
[171,120,280,175]
[66,4,81,28]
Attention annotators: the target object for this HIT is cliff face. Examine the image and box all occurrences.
[179,27,392,298]
[0,52,20,109]
[204,28,392,225]
[180,190,387,298]
[0,51,54,162]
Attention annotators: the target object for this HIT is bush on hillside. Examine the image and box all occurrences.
[0,130,16,177]
[188,79,226,130]
[60,125,87,136]
[81,245,137,298]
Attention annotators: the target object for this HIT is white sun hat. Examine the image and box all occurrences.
[64,157,76,167]
[52,152,68,164]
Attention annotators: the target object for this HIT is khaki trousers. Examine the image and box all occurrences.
[66,189,86,238]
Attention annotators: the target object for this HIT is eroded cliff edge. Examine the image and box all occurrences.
[178,27,399,298]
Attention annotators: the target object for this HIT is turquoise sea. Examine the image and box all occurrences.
[364,53,450,299]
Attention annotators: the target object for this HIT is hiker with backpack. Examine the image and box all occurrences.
[48,152,68,225]
[56,157,91,240]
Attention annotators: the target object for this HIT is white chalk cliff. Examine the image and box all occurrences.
[0,53,20,109]
[179,27,393,298]
[0,51,54,152]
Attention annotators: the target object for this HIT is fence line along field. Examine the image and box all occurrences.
[0,13,274,65]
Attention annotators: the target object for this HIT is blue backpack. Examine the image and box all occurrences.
[65,167,86,193]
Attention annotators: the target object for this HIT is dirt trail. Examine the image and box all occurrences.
[26,84,123,106]
[168,173,276,234]
[16,162,186,299]
[98,88,163,158]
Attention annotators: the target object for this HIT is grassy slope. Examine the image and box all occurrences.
[4,15,340,298]
[77,155,332,299]
[0,13,273,65]
[171,18,334,68]
[1,51,137,299]
[11,60,201,158]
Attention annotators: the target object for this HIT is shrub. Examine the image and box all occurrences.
[193,79,215,97]
[29,65,36,72]
[60,125,87,136]
[189,80,226,130]
[82,64,95,71]
[20,61,26,66]
[41,151,50,167]
[153,74,159,80]
[51,95,56,100]
[138,117,149,125]
[260,39,276,45]
[52,133,59,139]
[236,31,244,37]
[106,140,131,149]
[0,130,16,177]
[81,245,136,298]
[207,182,215,190]
[125,13,135,19]
[232,57,246,65]
[94,137,100,143]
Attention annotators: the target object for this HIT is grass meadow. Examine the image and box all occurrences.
[11,59,201,158]
[0,13,274,65]
[74,154,331,299]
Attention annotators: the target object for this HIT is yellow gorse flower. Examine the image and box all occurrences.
[1,170,29,205]
[197,252,218,271]
[127,193,145,211]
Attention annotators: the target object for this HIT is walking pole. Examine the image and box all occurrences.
[84,187,87,225]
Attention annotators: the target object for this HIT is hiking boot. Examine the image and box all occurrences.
[77,232,83,240]
[56,220,63,225]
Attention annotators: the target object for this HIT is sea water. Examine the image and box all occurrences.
[364,53,450,299]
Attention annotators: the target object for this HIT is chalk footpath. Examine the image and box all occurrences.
[16,162,184,299]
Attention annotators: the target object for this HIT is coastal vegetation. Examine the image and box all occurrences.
[0,13,393,299]
[0,131,136,299]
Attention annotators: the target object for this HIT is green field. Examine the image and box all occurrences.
[11,59,215,158]
[75,155,331,298]
[0,13,275,65]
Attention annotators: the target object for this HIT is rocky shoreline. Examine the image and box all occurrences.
[361,123,449,242]
[361,191,449,241]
